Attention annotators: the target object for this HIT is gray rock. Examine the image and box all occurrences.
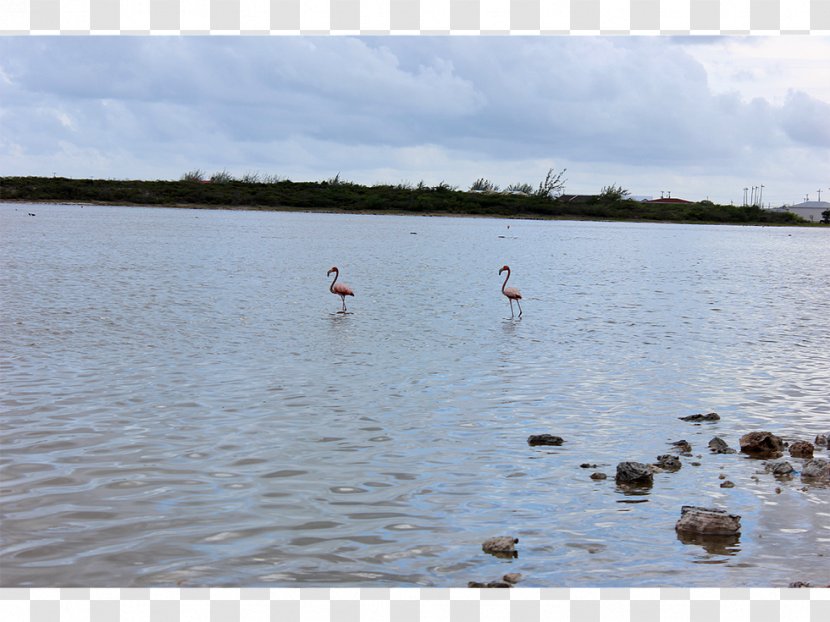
[802,458,830,480]
[815,434,828,447]
[769,460,795,476]
[482,536,519,556]
[675,506,741,535]
[679,412,720,422]
[580,463,598,468]
[740,431,784,457]
[590,472,607,480]
[502,573,522,585]
[527,434,564,446]
[789,441,814,459]
[720,480,735,488]
[654,455,682,472]
[615,461,654,486]
[708,437,736,454]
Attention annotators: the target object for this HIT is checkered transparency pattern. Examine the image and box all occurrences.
[4,0,830,31]
[1,587,830,621]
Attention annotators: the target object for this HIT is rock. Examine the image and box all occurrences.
[691,461,701,466]
[739,431,784,457]
[671,440,692,453]
[468,581,512,588]
[679,412,720,422]
[801,458,830,480]
[789,441,814,459]
[482,536,518,557]
[769,461,794,476]
[775,487,782,494]
[580,463,598,468]
[789,581,812,588]
[590,472,607,480]
[675,506,741,535]
[502,573,522,585]
[654,455,681,472]
[527,434,564,446]
[708,437,736,454]
[720,480,735,488]
[718,474,727,479]
[615,461,654,486]
[815,434,828,447]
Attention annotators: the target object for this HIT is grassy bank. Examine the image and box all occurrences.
[0,175,807,225]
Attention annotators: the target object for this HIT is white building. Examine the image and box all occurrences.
[772,200,830,222]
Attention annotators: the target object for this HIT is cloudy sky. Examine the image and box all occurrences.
[1,36,828,206]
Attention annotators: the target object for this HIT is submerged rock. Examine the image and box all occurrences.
[679,412,720,422]
[675,506,741,535]
[801,458,830,481]
[815,434,828,447]
[482,536,518,557]
[739,431,784,457]
[654,455,681,472]
[615,461,654,486]
[789,441,814,459]
[580,463,598,468]
[527,434,564,446]
[590,472,607,480]
[720,480,735,488]
[708,437,736,454]
[671,440,692,453]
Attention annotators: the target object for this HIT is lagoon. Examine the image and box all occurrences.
[1,203,828,587]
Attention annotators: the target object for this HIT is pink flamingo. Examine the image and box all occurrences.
[327,266,355,313]
[499,265,523,318]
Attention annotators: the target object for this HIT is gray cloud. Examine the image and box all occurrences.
[0,36,827,205]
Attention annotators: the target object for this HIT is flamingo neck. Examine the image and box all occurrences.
[501,269,510,292]
[329,270,339,293]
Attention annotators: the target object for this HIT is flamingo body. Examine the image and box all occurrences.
[327,266,354,312]
[499,265,523,317]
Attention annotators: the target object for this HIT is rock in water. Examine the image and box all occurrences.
[675,506,741,535]
[815,434,828,447]
[708,437,736,454]
[615,462,654,486]
[654,455,682,472]
[739,431,783,457]
[769,460,795,476]
[590,472,607,480]
[482,536,519,556]
[671,440,692,453]
[789,441,814,458]
[801,458,830,481]
[527,434,564,446]
[679,412,720,422]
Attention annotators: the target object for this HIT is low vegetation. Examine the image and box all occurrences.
[0,172,808,225]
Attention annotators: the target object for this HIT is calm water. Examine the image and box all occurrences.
[1,203,829,588]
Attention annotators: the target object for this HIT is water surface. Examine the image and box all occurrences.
[1,204,828,587]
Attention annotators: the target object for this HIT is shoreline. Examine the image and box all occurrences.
[1,199,820,228]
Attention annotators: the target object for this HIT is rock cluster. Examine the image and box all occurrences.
[468,573,522,588]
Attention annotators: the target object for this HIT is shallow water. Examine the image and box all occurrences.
[1,203,828,587]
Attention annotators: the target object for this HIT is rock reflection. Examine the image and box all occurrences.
[676,531,741,556]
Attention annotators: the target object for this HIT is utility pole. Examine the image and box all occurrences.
[759,184,764,206]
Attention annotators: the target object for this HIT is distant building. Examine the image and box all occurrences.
[771,200,830,222]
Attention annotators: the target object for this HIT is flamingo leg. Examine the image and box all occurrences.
[509,299,515,318]
[341,295,347,312]
[516,299,522,318]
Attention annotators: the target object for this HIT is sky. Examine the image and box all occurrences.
[1,36,829,207]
